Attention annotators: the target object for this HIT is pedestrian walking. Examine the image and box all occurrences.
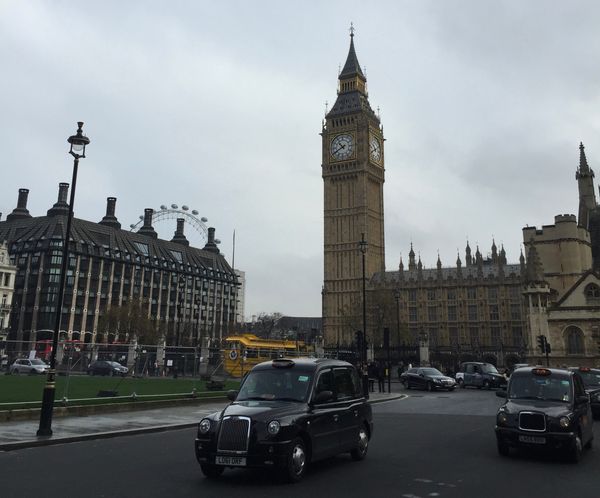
[377,362,385,393]
[367,362,376,392]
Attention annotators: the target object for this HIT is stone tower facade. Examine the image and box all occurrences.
[322,32,385,345]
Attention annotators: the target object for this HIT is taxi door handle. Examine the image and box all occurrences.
[333,414,339,422]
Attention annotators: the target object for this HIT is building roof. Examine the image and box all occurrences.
[373,263,523,285]
[0,214,236,279]
[339,33,365,80]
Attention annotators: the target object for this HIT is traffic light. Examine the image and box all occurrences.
[545,343,551,354]
[537,335,545,353]
[355,331,363,349]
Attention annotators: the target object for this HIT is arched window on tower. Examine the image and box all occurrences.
[565,326,585,355]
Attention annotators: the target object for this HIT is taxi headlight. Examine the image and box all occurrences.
[199,418,211,434]
[497,412,508,425]
[267,420,281,436]
[559,416,570,428]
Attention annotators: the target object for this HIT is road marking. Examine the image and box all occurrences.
[414,478,433,483]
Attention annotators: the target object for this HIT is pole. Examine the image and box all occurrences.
[38,157,79,436]
[386,330,391,394]
[361,242,367,365]
[395,293,400,357]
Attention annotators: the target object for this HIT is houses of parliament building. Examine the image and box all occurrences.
[322,32,600,368]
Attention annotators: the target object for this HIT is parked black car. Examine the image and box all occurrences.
[402,367,456,391]
[568,367,600,419]
[87,360,128,376]
[456,362,506,389]
[495,367,594,462]
[195,358,373,482]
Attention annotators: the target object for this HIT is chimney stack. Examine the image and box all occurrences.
[203,227,220,253]
[47,183,70,217]
[99,197,121,229]
[171,218,189,246]
[138,208,158,239]
[6,188,32,221]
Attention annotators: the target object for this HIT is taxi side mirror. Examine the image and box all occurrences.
[226,390,238,401]
[496,390,507,398]
[313,390,334,404]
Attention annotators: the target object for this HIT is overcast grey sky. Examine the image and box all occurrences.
[2,1,600,318]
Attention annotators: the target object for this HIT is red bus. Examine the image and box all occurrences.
[35,339,82,361]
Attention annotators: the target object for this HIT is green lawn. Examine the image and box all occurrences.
[0,374,239,406]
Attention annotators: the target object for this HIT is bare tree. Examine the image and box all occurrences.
[251,312,283,339]
[97,298,158,345]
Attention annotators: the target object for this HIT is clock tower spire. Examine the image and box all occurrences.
[322,29,386,347]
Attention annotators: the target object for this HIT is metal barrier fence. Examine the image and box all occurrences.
[0,339,227,379]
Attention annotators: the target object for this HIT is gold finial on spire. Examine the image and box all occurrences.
[324,101,329,116]
[350,22,355,37]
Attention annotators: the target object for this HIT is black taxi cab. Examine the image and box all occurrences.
[568,367,600,419]
[194,358,373,482]
[495,367,594,462]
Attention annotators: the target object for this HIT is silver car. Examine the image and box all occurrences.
[9,358,49,375]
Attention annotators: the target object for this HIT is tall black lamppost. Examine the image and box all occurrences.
[175,275,186,346]
[38,122,90,436]
[394,288,401,358]
[358,233,368,365]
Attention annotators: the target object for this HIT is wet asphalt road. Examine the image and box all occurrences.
[1,386,599,498]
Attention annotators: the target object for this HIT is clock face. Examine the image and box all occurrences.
[330,134,355,161]
[369,135,382,163]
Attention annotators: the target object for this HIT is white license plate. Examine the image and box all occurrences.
[518,435,546,444]
[215,456,246,466]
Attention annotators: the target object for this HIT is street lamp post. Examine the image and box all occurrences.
[394,288,401,356]
[358,233,368,365]
[38,122,90,437]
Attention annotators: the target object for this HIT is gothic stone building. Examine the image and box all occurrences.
[322,32,385,346]
[523,144,600,367]
[0,186,238,351]
[371,243,528,368]
[320,33,600,369]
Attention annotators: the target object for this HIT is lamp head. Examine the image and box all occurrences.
[67,121,90,158]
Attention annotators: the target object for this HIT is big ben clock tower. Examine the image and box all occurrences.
[322,29,386,346]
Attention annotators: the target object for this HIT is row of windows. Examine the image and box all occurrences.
[406,286,522,302]
[408,304,521,322]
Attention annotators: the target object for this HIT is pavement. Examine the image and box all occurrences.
[0,391,404,451]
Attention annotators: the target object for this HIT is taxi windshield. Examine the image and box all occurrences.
[578,371,600,387]
[237,370,312,402]
[481,364,499,374]
[508,375,571,403]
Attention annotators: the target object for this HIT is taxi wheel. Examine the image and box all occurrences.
[200,463,224,479]
[351,425,370,461]
[283,438,307,483]
[458,379,464,389]
[483,380,491,390]
[426,382,433,392]
[569,434,583,463]
[497,441,510,457]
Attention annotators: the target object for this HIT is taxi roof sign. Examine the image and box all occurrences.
[272,358,295,368]
[532,368,551,376]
